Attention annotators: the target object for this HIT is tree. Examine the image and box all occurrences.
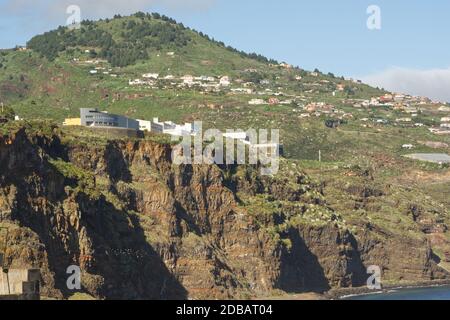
[344,85,355,97]
[134,12,146,19]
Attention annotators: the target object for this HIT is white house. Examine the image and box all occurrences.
[441,117,450,123]
[181,75,195,86]
[137,119,152,132]
[220,76,231,86]
[370,98,380,106]
[149,118,198,136]
[249,99,266,105]
[143,73,159,80]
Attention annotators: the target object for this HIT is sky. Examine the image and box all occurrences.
[0,0,449,102]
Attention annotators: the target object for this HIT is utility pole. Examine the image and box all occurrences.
[319,150,322,162]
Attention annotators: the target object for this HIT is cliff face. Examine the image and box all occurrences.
[0,127,447,299]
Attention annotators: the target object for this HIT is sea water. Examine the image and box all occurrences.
[345,286,450,300]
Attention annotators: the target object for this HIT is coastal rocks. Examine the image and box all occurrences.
[277,224,366,292]
[0,126,448,299]
[356,231,447,283]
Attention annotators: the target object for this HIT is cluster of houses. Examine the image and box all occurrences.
[398,115,450,149]
[137,118,200,136]
[429,117,450,135]
[347,93,450,134]
[304,102,335,114]
[127,73,233,91]
[441,117,450,128]
[294,102,353,121]
[126,72,294,98]
[248,97,294,106]
[62,109,283,155]
[353,94,433,109]
[71,58,120,78]
[126,71,309,107]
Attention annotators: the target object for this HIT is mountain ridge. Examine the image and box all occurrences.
[0,123,447,299]
[0,12,386,125]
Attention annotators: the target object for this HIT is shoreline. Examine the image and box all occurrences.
[326,279,450,300]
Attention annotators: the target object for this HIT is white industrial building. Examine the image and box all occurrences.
[137,118,199,136]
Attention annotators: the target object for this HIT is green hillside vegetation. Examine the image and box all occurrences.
[0,14,449,223]
[27,12,277,68]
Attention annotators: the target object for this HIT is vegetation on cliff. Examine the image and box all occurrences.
[0,11,449,299]
[0,123,449,299]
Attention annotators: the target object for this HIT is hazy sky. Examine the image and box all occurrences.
[0,0,449,102]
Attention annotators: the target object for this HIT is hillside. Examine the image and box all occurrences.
[0,13,393,160]
[0,13,383,120]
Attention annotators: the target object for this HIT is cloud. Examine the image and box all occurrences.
[361,67,450,103]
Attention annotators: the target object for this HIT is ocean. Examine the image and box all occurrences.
[345,286,450,300]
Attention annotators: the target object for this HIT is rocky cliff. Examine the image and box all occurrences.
[0,124,448,299]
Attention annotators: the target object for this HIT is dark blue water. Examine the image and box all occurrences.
[346,286,450,300]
